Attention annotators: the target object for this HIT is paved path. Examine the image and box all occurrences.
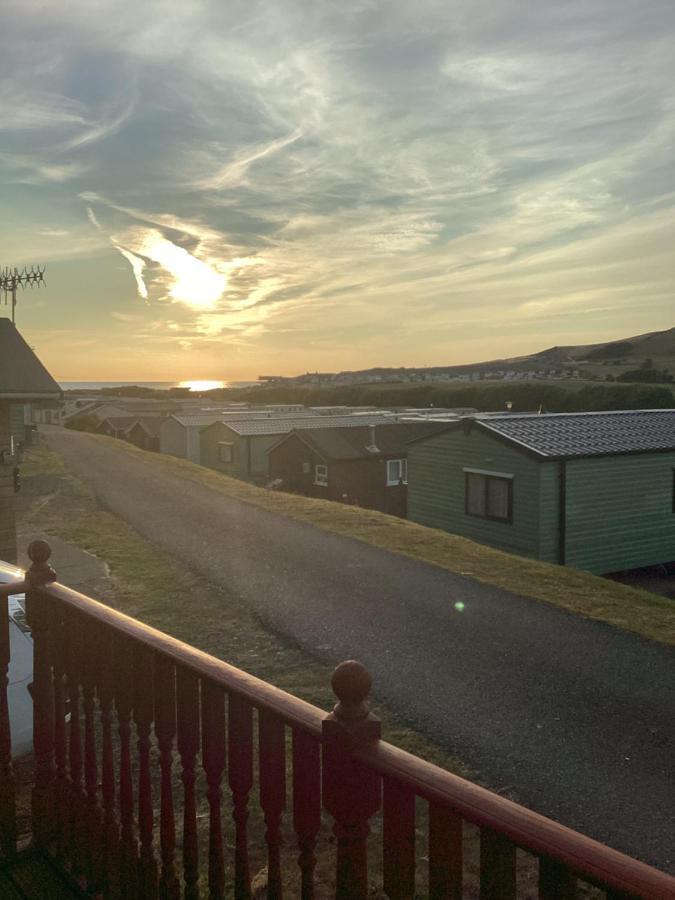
[46,428,675,871]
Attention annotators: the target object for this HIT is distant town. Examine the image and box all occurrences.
[258,325,675,387]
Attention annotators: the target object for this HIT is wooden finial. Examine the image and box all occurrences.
[331,660,373,722]
[27,540,56,586]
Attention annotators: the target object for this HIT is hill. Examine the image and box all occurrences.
[503,326,675,371]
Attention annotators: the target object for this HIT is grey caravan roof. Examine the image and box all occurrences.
[214,414,395,437]
[477,410,675,459]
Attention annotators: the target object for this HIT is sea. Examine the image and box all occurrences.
[59,380,260,392]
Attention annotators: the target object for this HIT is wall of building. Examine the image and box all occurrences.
[127,425,159,453]
[564,451,675,573]
[200,423,249,479]
[159,418,188,459]
[269,437,408,516]
[407,425,541,559]
[0,402,17,563]
[268,434,323,494]
[185,427,203,464]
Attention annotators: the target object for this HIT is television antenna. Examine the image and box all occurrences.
[0,265,46,324]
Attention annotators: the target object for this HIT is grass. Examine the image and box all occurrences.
[64,431,675,648]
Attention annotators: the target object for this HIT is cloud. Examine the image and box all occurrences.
[115,247,148,299]
[2,0,675,375]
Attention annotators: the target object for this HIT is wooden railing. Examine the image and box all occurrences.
[1,540,674,898]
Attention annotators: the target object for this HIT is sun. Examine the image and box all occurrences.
[178,380,225,392]
[137,232,227,309]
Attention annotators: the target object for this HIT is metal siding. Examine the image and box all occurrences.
[565,452,675,573]
[250,435,279,477]
[537,462,561,564]
[408,428,541,558]
[200,423,248,478]
[159,418,188,459]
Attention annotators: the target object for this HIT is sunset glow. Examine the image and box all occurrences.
[1,0,673,381]
[178,380,225,392]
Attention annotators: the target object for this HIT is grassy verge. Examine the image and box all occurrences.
[60,431,675,647]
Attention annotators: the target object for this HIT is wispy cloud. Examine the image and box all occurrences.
[2,0,674,376]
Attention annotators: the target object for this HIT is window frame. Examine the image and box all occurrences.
[217,441,234,463]
[386,458,405,486]
[464,469,513,524]
[314,464,328,486]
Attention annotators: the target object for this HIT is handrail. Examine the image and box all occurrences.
[353,741,675,897]
[39,579,675,898]
[43,581,324,737]
[0,581,27,599]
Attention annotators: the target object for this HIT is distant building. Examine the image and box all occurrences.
[160,414,228,464]
[97,416,140,439]
[200,414,395,482]
[408,410,675,574]
[268,421,447,517]
[126,417,162,452]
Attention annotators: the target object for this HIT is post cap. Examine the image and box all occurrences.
[26,539,56,586]
[331,660,372,722]
[28,539,52,566]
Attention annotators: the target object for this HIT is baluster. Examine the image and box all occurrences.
[51,602,68,863]
[259,709,286,899]
[538,856,577,899]
[201,679,226,900]
[134,642,158,899]
[382,777,415,900]
[97,624,120,898]
[24,540,57,850]
[228,692,253,900]
[177,667,200,900]
[115,635,138,900]
[154,654,179,900]
[322,661,381,900]
[82,618,102,892]
[0,587,16,861]
[428,803,462,900]
[480,828,516,899]
[292,729,320,900]
[65,610,86,884]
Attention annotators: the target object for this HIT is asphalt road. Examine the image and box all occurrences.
[46,428,675,872]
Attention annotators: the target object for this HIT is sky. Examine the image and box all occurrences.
[1,0,674,381]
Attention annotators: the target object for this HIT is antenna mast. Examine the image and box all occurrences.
[0,265,46,324]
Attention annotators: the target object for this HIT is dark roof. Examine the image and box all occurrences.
[0,319,62,399]
[476,410,675,459]
[130,417,163,437]
[98,416,139,432]
[269,422,449,460]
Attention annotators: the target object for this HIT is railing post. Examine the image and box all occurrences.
[0,582,18,861]
[24,539,57,850]
[322,661,381,900]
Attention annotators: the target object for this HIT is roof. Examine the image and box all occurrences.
[168,413,230,428]
[98,416,139,432]
[270,421,450,460]
[474,410,675,459]
[130,417,163,437]
[208,414,396,437]
[0,319,62,400]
